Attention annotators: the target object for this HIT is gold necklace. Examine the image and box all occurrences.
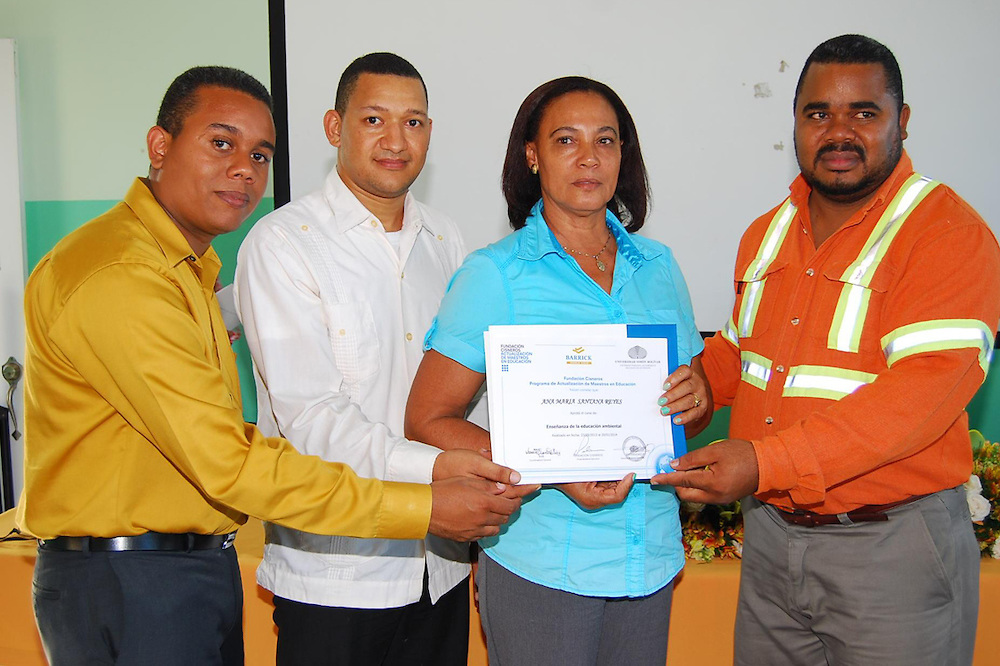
[562,234,613,272]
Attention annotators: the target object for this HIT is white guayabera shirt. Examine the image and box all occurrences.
[235,169,468,608]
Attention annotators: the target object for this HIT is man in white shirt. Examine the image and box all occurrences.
[235,53,481,664]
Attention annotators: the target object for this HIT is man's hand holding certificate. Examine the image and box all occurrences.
[484,324,686,484]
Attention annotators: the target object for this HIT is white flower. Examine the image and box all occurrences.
[992,540,1000,560]
[967,491,991,522]
[964,474,990,522]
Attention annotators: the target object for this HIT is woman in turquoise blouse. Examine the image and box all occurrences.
[406,76,711,664]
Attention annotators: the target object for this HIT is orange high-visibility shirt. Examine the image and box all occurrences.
[703,153,1000,513]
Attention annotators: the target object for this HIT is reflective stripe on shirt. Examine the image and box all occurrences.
[828,175,940,353]
[738,198,796,337]
[882,318,995,375]
[740,350,773,390]
[782,365,877,400]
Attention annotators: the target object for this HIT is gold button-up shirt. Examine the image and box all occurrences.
[17,179,431,541]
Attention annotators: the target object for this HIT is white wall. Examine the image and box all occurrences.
[283,0,1000,330]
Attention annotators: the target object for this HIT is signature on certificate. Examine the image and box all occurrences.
[573,437,603,459]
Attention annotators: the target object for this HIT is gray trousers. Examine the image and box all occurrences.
[33,545,244,665]
[735,487,979,666]
[478,551,674,665]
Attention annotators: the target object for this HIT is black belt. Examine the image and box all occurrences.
[773,494,930,528]
[39,531,237,552]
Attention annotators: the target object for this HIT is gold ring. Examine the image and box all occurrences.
[693,394,702,407]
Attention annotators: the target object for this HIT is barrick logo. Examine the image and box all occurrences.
[566,346,592,364]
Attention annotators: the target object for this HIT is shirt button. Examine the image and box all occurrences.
[406,333,413,341]
[776,365,785,373]
[765,416,774,425]
[401,271,405,279]
[300,224,309,231]
[338,329,346,336]
[805,268,814,277]
[437,235,444,241]
[371,220,378,227]
[791,317,800,325]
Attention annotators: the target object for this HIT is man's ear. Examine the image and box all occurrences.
[323,109,343,148]
[898,103,911,141]
[147,126,171,170]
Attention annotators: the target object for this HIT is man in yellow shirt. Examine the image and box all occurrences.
[17,66,524,665]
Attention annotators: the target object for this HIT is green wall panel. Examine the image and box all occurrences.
[24,197,275,422]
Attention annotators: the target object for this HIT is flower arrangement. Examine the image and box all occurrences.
[968,430,1000,559]
[680,500,743,563]
[681,429,1000,562]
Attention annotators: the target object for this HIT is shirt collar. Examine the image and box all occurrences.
[516,199,661,266]
[322,168,435,235]
[789,150,916,218]
[124,178,222,285]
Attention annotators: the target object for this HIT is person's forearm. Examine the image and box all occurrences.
[406,413,491,453]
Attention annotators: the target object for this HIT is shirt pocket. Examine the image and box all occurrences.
[733,260,788,340]
[322,301,381,388]
[640,308,698,365]
[821,261,894,351]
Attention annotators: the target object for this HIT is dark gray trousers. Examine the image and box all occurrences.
[478,551,674,665]
[33,545,244,665]
[735,487,979,666]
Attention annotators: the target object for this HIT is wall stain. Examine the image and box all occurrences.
[754,83,772,98]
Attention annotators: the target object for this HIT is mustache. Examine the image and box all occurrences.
[816,142,866,161]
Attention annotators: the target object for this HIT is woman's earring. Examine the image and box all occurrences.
[530,164,538,175]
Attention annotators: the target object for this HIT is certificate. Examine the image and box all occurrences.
[484,323,686,484]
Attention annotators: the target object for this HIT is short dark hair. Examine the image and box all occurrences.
[157,66,272,136]
[335,53,427,114]
[501,76,650,232]
[794,34,904,113]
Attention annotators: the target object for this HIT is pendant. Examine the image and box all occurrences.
[596,259,607,272]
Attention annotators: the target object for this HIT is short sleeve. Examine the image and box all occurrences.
[424,249,509,373]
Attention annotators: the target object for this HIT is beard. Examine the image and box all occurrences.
[796,133,903,203]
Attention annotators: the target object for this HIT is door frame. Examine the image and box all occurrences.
[0,39,27,506]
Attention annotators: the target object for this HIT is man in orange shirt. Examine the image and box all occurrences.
[657,34,1000,664]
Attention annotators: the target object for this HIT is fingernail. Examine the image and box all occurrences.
[660,406,671,415]
[496,482,507,491]
[663,381,672,390]
[673,416,683,424]
[510,470,521,484]
[670,459,680,469]
[657,397,667,406]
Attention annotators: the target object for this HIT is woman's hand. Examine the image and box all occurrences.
[554,474,635,510]
[658,356,712,437]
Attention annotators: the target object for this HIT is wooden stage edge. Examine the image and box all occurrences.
[1,519,997,665]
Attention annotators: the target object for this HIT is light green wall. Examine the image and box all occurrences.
[2,0,271,420]
[1,0,271,202]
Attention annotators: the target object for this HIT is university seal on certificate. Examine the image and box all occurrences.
[484,324,687,484]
